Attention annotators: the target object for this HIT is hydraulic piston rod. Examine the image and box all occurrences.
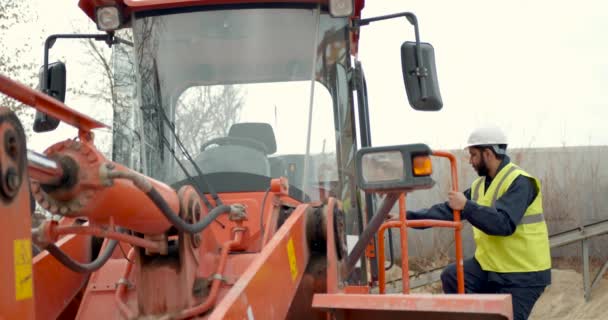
[27,150,64,186]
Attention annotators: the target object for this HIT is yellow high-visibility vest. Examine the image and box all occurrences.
[471,162,551,272]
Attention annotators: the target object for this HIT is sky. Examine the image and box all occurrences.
[357,1,608,150]
[6,0,608,154]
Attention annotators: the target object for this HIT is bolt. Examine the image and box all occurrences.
[30,183,40,193]
[192,278,209,298]
[4,129,18,160]
[193,203,201,222]
[69,201,82,212]
[6,171,19,191]
[192,234,201,248]
[228,204,248,221]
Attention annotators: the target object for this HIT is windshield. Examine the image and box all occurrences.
[117,6,353,202]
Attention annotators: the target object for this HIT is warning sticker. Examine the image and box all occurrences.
[286,237,298,282]
[14,238,33,301]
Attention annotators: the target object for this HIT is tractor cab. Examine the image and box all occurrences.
[31,0,444,285]
[113,5,354,206]
[102,1,441,209]
[30,0,449,302]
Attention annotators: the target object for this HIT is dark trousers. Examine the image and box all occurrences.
[441,258,546,320]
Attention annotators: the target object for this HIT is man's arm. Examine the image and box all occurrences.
[462,175,537,236]
[406,189,472,222]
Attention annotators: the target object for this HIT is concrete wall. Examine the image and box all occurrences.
[386,146,608,264]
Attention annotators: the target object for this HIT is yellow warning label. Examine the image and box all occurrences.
[14,239,33,301]
[286,238,298,282]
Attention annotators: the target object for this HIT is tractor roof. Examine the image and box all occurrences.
[78,0,365,54]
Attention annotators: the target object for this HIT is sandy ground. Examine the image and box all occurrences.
[529,269,608,320]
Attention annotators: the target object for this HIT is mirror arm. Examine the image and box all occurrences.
[38,33,120,131]
[42,33,118,94]
[112,36,134,47]
[353,12,428,98]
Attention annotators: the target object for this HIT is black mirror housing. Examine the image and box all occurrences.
[401,41,443,111]
[34,61,66,132]
[39,61,66,102]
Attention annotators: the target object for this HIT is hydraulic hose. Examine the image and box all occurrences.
[106,170,232,234]
[44,237,119,273]
[147,187,231,234]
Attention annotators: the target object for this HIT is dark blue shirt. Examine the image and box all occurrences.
[407,156,551,286]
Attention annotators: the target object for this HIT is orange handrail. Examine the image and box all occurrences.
[378,220,401,294]
[433,150,465,294]
[377,194,412,294]
[376,150,465,294]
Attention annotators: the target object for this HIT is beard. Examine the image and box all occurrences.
[474,157,489,177]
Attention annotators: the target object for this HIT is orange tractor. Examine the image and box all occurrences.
[1,0,512,319]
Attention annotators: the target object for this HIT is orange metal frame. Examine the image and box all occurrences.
[33,233,91,320]
[311,150,513,320]
[0,74,106,134]
[312,293,513,320]
[209,203,312,319]
[0,11,512,317]
[66,187,307,319]
[377,151,465,295]
[0,108,36,320]
[41,223,162,252]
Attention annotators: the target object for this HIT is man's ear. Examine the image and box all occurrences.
[482,148,494,161]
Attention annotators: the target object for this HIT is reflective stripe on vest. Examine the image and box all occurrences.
[470,162,551,272]
[472,165,545,225]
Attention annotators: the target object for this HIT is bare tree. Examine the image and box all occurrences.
[66,31,137,164]
[175,85,244,155]
[0,1,38,116]
[70,26,244,169]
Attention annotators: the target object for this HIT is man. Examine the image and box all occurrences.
[407,126,551,320]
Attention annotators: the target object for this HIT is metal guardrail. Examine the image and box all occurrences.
[550,219,608,247]
[549,218,608,301]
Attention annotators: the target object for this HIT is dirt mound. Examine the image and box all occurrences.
[529,269,608,320]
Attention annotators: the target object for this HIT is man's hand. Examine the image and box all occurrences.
[448,191,467,210]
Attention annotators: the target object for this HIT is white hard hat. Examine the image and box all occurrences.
[466,126,508,154]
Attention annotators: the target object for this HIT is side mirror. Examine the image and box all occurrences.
[356,144,435,193]
[34,62,66,132]
[401,41,443,111]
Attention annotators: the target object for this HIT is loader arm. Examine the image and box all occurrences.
[210,203,312,319]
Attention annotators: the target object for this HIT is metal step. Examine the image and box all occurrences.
[313,293,512,320]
